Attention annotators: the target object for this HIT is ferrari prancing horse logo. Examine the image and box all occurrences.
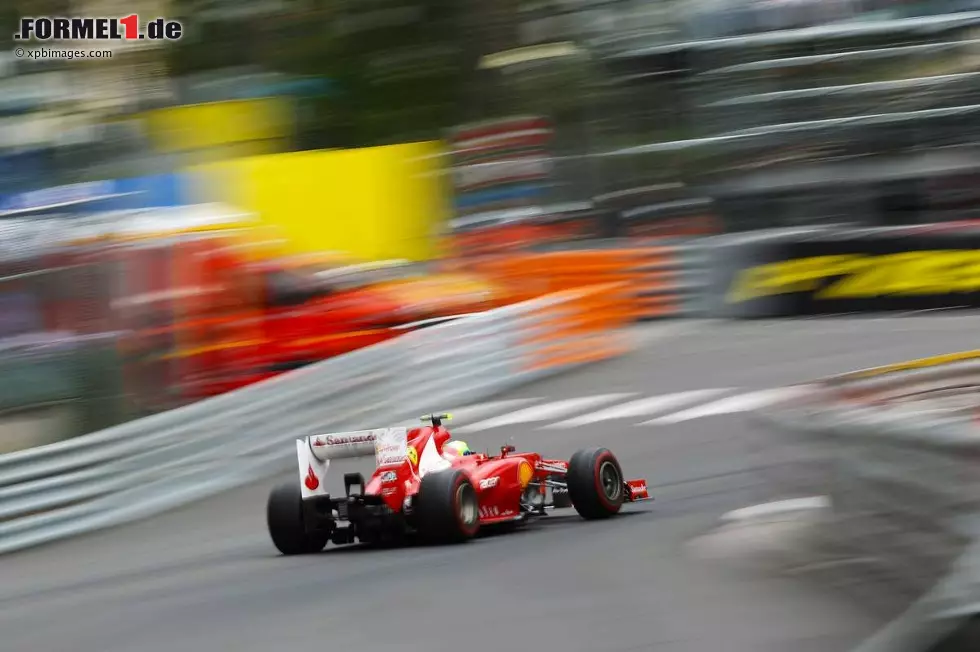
[407,446,418,466]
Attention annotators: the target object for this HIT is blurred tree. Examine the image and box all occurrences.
[165,0,468,149]
[325,0,468,145]
[2,0,72,49]
[0,5,17,50]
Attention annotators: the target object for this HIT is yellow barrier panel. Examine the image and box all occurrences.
[184,142,450,262]
[139,98,292,153]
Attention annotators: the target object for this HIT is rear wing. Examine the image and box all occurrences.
[297,428,408,499]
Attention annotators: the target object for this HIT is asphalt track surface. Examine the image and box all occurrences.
[5,316,980,652]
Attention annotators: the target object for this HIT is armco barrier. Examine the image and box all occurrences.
[0,285,630,555]
[755,351,980,651]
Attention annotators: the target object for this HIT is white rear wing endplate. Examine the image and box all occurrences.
[296,428,409,499]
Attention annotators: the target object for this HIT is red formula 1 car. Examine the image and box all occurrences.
[267,413,651,554]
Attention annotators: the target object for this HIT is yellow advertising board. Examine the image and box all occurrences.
[139,98,292,154]
[185,141,451,262]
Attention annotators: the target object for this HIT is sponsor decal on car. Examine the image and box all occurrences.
[376,445,406,466]
[627,479,649,500]
[381,470,398,483]
[374,427,408,466]
[314,432,377,446]
[479,505,516,519]
[518,461,534,488]
[479,476,499,490]
[535,461,568,474]
[304,464,320,491]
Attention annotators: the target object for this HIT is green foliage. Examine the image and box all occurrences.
[164,0,468,148]
[0,4,19,49]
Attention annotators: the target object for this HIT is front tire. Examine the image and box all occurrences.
[267,482,329,555]
[566,447,625,519]
[415,469,480,543]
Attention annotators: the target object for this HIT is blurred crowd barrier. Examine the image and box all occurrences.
[0,206,254,435]
[0,203,521,452]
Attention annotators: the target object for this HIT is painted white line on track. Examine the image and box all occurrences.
[447,398,542,424]
[455,394,635,433]
[543,388,732,428]
[721,497,831,523]
[641,387,807,425]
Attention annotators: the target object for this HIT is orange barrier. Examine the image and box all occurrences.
[627,247,684,320]
[519,282,634,372]
[448,221,595,258]
[462,247,686,320]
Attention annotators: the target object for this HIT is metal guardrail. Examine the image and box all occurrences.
[0,287,629,555]
[755,350,980,651]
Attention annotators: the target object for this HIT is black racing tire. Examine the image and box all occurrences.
[566,447,625,520]
[415,469,480,543]
[267,482,329,555]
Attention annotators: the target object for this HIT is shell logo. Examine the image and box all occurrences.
[407,446,418,466]
[518,461,533,488]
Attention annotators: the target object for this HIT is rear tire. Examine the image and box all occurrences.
[566,447,625,519]
[267,482,329,555]
[415,469,480,543]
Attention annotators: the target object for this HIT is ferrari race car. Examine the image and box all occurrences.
[267,413,651,554]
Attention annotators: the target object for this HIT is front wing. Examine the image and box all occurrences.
[626,479,650,501]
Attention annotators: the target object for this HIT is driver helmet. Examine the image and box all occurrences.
[442,440,472,458]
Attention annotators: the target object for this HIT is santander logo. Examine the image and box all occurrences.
[304,464,320,491]
[314,433,376,447]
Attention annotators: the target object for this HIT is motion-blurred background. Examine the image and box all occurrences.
[2,0,980,449]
